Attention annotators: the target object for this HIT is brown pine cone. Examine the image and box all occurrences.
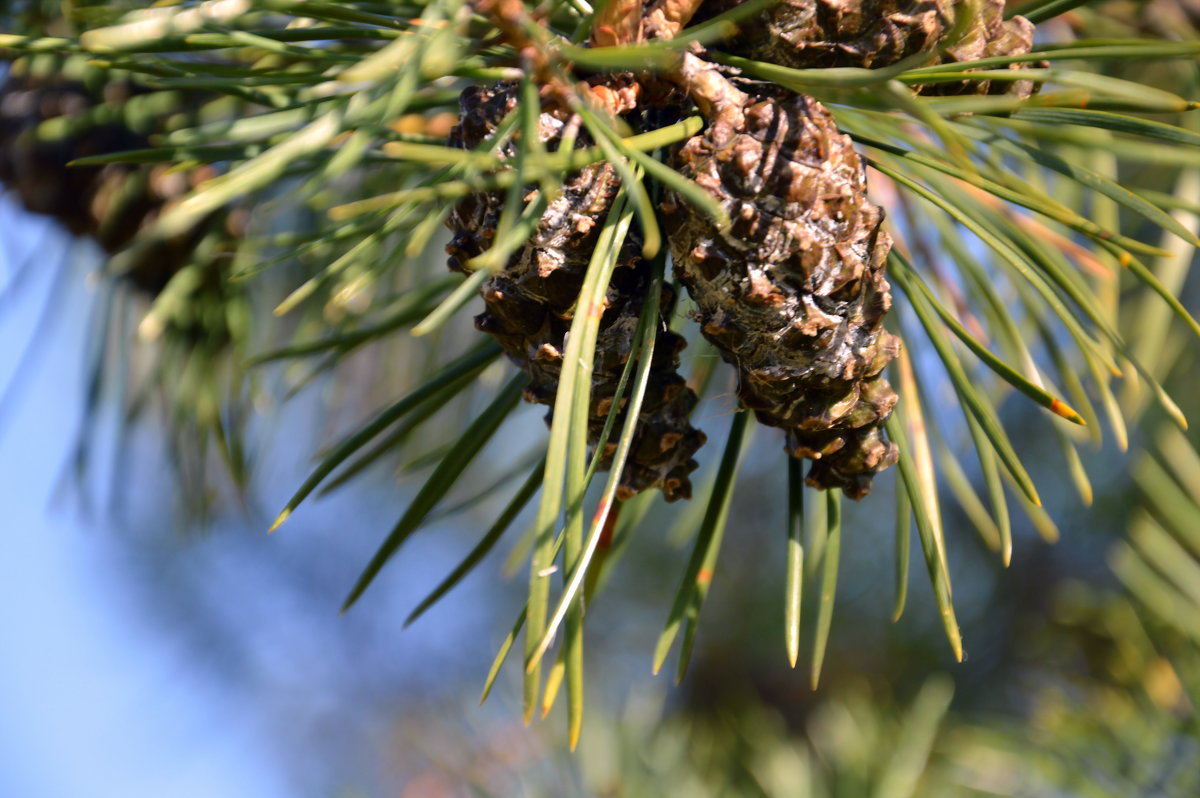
[711,0,951,69]
[446,83,706,501]
[664,89,899,498]
[921,0,1040,98]
[694,0,1039,97]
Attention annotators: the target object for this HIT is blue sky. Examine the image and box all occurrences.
[0,198,293,798]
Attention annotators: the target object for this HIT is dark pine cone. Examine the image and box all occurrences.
[664,91,899,498]
[0,71,146,241]
[445,84,706,501]
[695,0,1039,97]
[0,66,234,297]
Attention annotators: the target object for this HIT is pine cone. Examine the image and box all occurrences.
[0,72,146,239]
[664,90,899,498]
[0,66,234,297]
[920,0,1040,98]
[696,0,1039,97]
[446,84,706,501]
[709,0,951,68]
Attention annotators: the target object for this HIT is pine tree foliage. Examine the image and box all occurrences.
[1,0,1199,742]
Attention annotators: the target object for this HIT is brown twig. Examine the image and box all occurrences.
[670,51,748,132]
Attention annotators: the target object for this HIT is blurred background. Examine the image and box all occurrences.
[3,1,1200,796]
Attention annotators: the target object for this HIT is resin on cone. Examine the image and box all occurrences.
[446,83,706,501]
[665,89,899,498]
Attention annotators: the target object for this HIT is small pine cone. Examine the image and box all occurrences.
[693,0,1039,97]
[0,73,147,238]
[664,91,899,498]
[446,83,706,501]
[0,69,232,296]
[715,0,952,69]
[920,0,1041,98]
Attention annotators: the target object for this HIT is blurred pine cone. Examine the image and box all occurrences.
[0,70,145,240]
[446,83,706,501]
[0,61,236,299]
[696,0,1039,97]
[665,90,898,498]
